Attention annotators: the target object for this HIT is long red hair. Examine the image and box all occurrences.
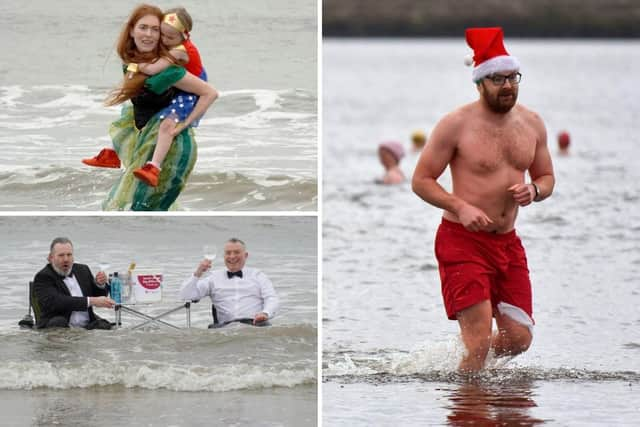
[105,4,173,106]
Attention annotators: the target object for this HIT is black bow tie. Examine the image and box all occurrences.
[58,272,73,279]
[227,270,243,279]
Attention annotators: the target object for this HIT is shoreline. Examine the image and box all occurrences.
[323,0,640,38]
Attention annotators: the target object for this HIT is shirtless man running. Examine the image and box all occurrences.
[412,27,555,372]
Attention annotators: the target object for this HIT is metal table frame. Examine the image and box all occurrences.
[114,301,192,330]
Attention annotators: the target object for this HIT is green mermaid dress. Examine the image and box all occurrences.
[102,66,197,211]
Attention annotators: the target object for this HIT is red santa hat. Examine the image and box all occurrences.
[464,27,520,82]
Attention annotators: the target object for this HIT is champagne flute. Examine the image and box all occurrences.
[97,258,110,291]
[203,245,216,262]
[203,245,216,275]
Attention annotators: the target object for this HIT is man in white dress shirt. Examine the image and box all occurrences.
[33,237,116,329]
[180,238,279,327]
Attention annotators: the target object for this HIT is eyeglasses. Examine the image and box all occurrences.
[484,72,522,86]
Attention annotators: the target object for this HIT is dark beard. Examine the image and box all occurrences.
[483,85,518,113]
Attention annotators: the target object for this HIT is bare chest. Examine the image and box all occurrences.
[457,121,536,173]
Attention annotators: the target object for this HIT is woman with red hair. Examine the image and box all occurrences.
[83,4,218,210]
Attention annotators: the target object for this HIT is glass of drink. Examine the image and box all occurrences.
[203,245,216,262]
[203,245,215,276]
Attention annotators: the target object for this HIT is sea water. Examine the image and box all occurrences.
[0,0,317,211]
[322,38,640,426]
[0,216,317,426]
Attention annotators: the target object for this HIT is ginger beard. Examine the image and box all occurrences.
[480,80,519,114]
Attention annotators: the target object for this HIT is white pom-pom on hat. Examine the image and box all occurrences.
[464,54,474,66]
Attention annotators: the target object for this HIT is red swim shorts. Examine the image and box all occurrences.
[434,218,533,323]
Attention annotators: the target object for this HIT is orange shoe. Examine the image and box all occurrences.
[133,163,160,187]
[82,148,121,168]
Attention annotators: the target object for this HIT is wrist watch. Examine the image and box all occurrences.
[531,183,540,201]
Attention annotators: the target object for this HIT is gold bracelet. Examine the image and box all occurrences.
[126,63,139,73]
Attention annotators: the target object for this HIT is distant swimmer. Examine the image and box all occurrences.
[32,237,115,329]
[412,27,555,373]
[411,129,427,152]
[180,238,279,328]
[377,141,405,185]
[557,130,571,155]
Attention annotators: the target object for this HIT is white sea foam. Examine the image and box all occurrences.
[0,360,316,391]
[203,89,312,129]
[33,91,105,110]
[260,111,315,120]
[0,83,317,210]
[253,178,295,188]
[1,111,89,130]
[0,85,111,111]
[203,113,274,130]
[250,191,267,201]
[325,353,378,377]
[325,339,464,378]
[220,89,283,111]
[0,85,25,108]
[388,339,465,375]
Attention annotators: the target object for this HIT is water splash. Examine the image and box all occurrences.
[0,359,316,392]
[324,339,640,384]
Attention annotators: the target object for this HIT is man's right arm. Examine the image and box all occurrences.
[87,269,115,308]
[411,111,493,231]
[180,264,212,301]
[412,113,465,213]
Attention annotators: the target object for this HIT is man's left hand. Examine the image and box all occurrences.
[253,312,268,325]
[95,271,108,286]
[508,183,535,207]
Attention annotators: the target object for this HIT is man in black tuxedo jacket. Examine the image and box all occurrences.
[33,237,116,329]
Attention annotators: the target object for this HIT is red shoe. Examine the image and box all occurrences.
[82,148,121,168]
[133,163,160,187]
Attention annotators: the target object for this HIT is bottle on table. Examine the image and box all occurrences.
[122,273,131,302]
[126,262,136,304]
[107,273,113,296]
[111,272,122,304]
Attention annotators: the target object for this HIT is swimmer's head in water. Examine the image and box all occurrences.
[378,141,405,169]
[411,130,427,149]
